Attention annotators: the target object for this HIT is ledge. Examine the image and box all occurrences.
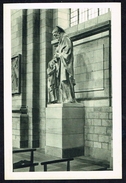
[12,105,28,113]
[47,102,84,108]
[76,96,111,101]
[69,20,111,42]
[12,109,21,113]
[12,105,21,113]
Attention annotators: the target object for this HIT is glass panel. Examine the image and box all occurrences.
[88,8,98,20]
[70,9,78,27]
[99,8,109,15]
[79,8,88,23]
[71,9,78,18]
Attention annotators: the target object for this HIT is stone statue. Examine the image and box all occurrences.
[48,26,76,103]
[47,59,59,103]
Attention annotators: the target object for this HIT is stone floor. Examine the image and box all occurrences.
[13,148,110,172]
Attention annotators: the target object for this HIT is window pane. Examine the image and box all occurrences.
[71,8,78,12]
[99,8,109,15]
[79,8,88,23]
[88,8,98,20]
[70,9,78,27]
[71,9,78,18]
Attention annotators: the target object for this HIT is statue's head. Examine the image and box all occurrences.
[52,26,65,41]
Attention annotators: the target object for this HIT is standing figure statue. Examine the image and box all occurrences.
[47,59,59,103]
[51,26,76,103]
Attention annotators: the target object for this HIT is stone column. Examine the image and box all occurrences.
[39,9,53,148]
[26,9,40,148]
[20,10,29,148]
[53,9,70,29]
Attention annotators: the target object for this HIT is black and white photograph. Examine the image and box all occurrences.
[4,3,121,180]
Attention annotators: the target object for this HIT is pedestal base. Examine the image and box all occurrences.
[45,103,84,158]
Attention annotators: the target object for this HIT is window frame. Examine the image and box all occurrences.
[70,8,110,27]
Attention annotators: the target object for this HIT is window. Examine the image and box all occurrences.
[70,8,110,27]
[70,9,78,27]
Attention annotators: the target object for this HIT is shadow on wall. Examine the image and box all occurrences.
[74,53,93,99]
[32,10,40,148]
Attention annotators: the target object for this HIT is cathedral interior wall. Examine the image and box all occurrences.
[11,8,112,162]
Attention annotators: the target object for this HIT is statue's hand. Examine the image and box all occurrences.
[55,53,60,58]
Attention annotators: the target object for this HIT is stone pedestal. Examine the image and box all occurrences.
[45,103,84,158]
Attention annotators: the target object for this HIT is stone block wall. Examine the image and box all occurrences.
[53,9,69,29]
[12,113,20,148]
[11,9,23,109]
[84,106,112,161]
[12,9,54,148]
[11,10,25,147]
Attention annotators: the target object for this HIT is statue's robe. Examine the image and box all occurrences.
[56,33,76,103]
